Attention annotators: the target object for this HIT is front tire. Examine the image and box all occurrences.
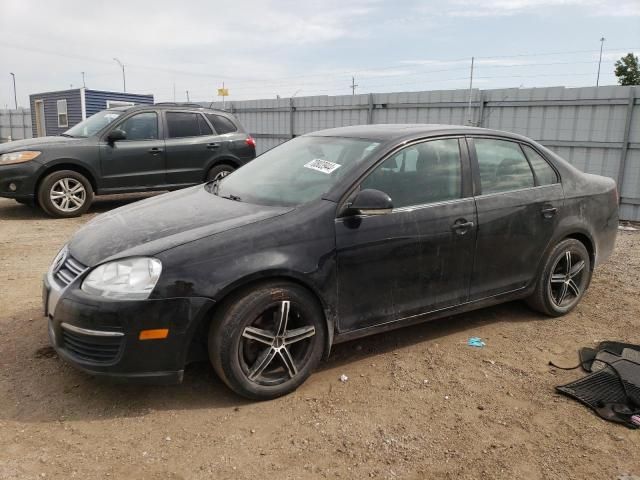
[526,238,591,317]
[37,170,93,218]
[208,281,326,400]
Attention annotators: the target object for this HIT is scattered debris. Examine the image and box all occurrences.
[618,225,638,231]
[339,374,349,383]
[467,337,486,348]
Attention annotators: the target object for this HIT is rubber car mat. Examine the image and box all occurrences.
[556,358,640,429]
[596,341,640,357]
[579,347,597,372]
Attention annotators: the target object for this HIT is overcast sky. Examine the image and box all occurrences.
[1,0,639,108]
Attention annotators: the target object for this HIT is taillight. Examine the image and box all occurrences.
[245,136,256,148]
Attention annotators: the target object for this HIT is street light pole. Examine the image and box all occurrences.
[113,58,126,92]
[596,37,606,87]
[9,72,17,109]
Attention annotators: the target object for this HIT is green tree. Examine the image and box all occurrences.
[614,53,640,86]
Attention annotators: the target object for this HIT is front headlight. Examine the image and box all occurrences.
[0,151,41,165]
[81,257,162,300]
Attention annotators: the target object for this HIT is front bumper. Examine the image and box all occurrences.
[43,269,215,384]
[0,161,41,200]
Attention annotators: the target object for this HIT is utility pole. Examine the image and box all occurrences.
[186,90,190,102]
[466,57,475,125]
[81,71,86,88]
[9,72,17,109]
[350,76,358,95]
[113,58,126,92]
[596,37,606,87]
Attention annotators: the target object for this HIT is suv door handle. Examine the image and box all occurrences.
[148,147,163,155]
[451,219,474,235]
[541,206,558,218]
[207,143,220,149]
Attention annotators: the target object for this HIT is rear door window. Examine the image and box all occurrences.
[166,112,209,138]
[205,114,237,134]
[521,145,558,186]
[474,138,535,194]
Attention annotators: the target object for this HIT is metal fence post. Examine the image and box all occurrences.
[367,93,374,124]
[477,91,486,127]
[617,86,637,201]
[289,97,295,139]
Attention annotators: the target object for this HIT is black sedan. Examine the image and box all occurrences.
[43,124,618,400]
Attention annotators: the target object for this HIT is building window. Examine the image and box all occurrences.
[106,100,135,109]
[57,99,68,127]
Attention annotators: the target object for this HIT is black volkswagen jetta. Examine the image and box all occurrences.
[43,124,618,400]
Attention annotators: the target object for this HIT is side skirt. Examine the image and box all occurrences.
[332,286,533,345]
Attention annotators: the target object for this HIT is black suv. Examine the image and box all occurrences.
[0,103,256,217]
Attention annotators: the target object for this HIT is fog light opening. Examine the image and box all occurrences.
[9,182,17,191]
[139,329,169,340]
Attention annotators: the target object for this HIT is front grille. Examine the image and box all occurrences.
[55,255,86,287]
[61,328,122,363]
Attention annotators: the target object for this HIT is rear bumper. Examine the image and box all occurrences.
[0,161,40,199]
[43,272,215,384]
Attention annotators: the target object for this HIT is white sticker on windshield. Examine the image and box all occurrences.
[104,113,119,119]
[304,158,341,174]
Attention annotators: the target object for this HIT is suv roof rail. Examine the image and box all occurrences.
[154,102,206,108]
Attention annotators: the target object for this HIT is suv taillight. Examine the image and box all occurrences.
[246,136,256,148]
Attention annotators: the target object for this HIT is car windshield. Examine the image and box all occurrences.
[63,110,123,137]
[212,136,381,207]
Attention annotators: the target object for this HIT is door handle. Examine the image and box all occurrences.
[541,206,558,218]
[451,219,474,235]
[148,147,163,155]
[207,143,220,149]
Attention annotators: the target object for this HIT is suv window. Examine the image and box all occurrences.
[117,112,158,140]
[474,138,534,194]
[205,114,237,134]
[522,145,558,186]
[361,139,462,208]
[166,112,211,138]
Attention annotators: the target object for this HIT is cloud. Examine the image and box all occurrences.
[444,0,640,17]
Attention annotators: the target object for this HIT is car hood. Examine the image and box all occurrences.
[0,135,81,154]
[69,185,293,267]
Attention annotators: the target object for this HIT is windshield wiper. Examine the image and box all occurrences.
[59,133,75,138]
[221,194,242,202]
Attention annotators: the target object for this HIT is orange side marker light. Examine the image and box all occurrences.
[139,329,169,340]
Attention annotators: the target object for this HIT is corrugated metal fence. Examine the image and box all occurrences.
[208,85,640,221]
[0,108,32,143]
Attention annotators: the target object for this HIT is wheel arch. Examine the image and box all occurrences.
[36,161,98,196]
[184,271,335,367]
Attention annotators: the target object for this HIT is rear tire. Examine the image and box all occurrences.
[208,281,326,400]
[206,164,235,183]
[37,170,93,218]
[526,238,591,317]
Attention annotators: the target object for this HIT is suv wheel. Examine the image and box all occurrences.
[38,170,94,218]
[526,238,592,317]
[206,164,235,183]
[208,281,326,400]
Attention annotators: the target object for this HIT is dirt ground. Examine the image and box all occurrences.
[0,195,639,480]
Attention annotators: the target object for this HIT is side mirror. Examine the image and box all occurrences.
[107,129,126,143]
[347,189,393,216]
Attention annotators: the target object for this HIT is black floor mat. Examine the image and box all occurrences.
[557,359,640,429]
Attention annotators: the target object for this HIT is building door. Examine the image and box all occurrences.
[34,100,46,137]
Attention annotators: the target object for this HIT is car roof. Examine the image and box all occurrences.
[306,124,534,143]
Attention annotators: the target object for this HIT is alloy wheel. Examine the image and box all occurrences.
[548,250,586,309]
[239,300,316,386]
[49,178,86,212]
[214,170,231,182]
